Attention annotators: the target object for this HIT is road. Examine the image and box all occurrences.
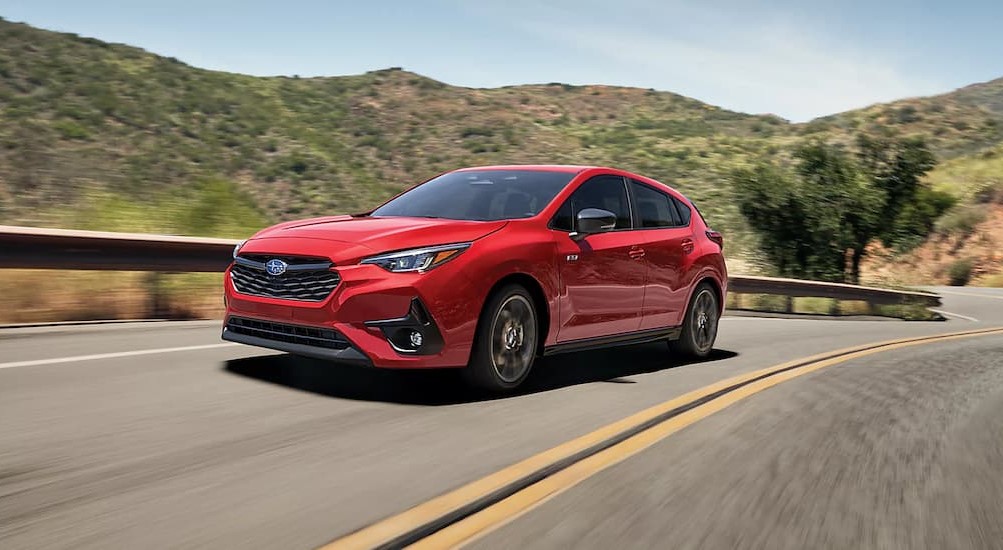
[1,287,1002,549]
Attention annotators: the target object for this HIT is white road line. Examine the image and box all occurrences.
[930,309,980,322]
[0,343,239,370]
[936,288,1003,300]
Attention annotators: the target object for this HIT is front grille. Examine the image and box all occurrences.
[227,317,350,350]
[230,254,340,301]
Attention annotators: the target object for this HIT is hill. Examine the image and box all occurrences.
[2,17,1003,275]
[862,142,1003,286]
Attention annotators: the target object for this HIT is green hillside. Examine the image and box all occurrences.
[2,18,1002,268]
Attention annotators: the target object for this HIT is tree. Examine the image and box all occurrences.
[793,142,884,283]
[855,135,948,247]
[732,163,819,278]
[735,135,944,284]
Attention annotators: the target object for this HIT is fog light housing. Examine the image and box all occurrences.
[365,298,444,355]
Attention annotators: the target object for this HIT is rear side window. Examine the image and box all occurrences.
[552,175,632,231]
[672,197,692,226]
[631,180,681,228]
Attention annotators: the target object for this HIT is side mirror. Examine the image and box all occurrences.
[571,208,616,240]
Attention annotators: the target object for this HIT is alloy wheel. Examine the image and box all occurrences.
[691,288,718,353]
[489,294,537,383]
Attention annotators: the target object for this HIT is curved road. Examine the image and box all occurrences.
[1,287,1002,549]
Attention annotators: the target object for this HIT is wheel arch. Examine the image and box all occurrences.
[697,275,725,314]
[482,273,551,357]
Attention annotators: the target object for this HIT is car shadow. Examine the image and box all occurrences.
[223,343,738,406]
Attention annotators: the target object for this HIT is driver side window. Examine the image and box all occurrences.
[550,176,632,231]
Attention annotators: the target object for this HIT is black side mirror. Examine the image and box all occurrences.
[572,208,617,240]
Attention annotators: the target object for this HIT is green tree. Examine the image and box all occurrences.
[794,142,884,283]
[855,135,949,247]
[735,136,942,284]
[732,163,818,278]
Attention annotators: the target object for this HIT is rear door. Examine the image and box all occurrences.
[552,175,647,342]
[629,180,694,329]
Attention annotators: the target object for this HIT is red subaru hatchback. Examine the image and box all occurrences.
[223,165,727,391]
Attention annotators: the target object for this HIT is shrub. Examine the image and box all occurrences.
[947,258,974,286]
[460,127,494,138]
[935,204,988,237]
[895,105,920,124]
[974,182,1003,205]
[53,120,89,140]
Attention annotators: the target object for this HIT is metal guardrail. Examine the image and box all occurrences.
[728,275,941,307]
[0,225,941,311]
[0,225,238,272]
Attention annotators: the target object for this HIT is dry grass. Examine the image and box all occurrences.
[975,273,1003,287]
[862,204,1003,286]
[0,270,223,324]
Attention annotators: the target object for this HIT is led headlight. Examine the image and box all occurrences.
[361,242,471,273]
[232,239,247,259]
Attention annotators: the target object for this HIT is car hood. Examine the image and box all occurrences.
[242,216,507,263]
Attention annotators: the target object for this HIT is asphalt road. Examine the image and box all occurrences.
[1,287,1001,549]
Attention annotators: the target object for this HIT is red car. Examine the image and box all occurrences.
[222,165,727,391]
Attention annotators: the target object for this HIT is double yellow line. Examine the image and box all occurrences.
[322,326,1003,549]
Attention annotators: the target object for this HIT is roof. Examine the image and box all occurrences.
[453,164,601,173]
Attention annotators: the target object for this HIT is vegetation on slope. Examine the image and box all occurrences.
[734,136,951,283]
[861,143,1003,286]
[1,16,1003,305]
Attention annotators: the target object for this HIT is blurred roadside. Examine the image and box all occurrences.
[0,270,223,324]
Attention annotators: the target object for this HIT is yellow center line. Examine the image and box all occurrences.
[321,327,1003,550]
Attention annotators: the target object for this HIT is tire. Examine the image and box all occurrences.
[464,284,539,391]
[670,283,719,358]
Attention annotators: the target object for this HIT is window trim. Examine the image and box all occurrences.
[548,174,634,233]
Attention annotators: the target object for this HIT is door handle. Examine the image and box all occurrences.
[628,248,645,260]
[681,239,695,254]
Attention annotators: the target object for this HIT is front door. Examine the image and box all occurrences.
[552,175,646,342]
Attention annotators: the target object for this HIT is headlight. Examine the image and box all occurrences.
[232,239,246,259]
[361,242,471,273]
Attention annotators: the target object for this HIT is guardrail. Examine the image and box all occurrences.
[0,225,238,272]
[728,275,941,310]
[0,225,941,315]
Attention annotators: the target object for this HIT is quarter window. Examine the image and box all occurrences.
[551,200,574,232]
[672,197,692,226]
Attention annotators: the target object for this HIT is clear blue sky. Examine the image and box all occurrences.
[3,0,1001,121]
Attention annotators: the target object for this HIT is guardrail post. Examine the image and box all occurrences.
[147,272,164,319]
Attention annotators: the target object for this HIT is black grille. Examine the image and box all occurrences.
[239,254,327,265]
[226,317,350,350]
[230,255,340,301]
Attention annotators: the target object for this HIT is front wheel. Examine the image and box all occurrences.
[670,283,719,358]
[464,285,538,391]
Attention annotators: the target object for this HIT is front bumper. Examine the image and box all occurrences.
[222,316,371,366]
[222,246,481,369]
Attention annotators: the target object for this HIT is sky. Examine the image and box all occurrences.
[2,0,1001,122]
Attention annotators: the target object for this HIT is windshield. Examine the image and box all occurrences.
[370,170,575,221]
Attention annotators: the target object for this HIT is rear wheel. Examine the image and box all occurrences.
[671,283,719,358]
[464,285,538,391]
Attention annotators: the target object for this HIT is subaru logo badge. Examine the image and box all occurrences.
[265,259,288,276]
